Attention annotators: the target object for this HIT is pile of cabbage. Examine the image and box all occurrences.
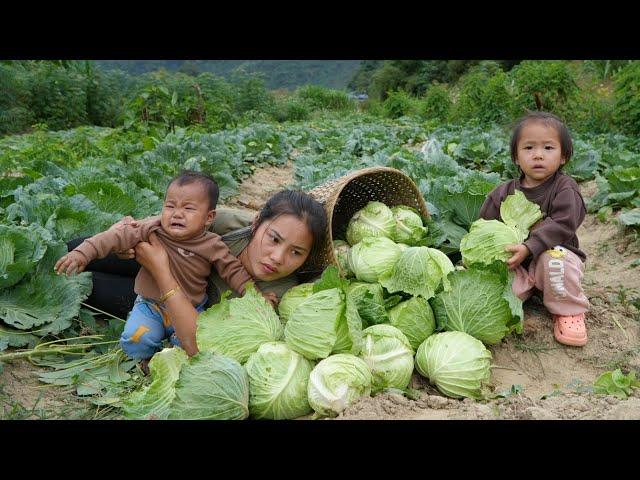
[123,195,539,420]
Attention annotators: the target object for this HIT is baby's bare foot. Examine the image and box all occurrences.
[140,359,150,376]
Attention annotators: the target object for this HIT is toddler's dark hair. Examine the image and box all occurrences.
[168,170,219,210]
[510,111,573,165]
[255,190,327,260]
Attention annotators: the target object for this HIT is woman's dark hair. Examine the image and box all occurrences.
[254,190,327,260]
[168,170,220,210]
[510,111,573,165]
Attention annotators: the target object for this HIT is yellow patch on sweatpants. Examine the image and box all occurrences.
[131,325,151,343]
[546,248,566,259]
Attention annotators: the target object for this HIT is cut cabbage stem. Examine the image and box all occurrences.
[81,302,126,322]
[490,365,518,371]
[0,335,118,362]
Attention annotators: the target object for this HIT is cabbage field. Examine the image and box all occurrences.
[1,114,639,419]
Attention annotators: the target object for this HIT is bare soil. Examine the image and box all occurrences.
[222,161,296,211]
[0,359,97,419]
[2,170,639,420]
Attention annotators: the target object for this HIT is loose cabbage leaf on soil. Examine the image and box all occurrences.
[0,325,38,351]
[593,369,640,400]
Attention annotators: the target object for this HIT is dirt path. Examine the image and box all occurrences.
[0,359,97,419]
[222,161,296,211]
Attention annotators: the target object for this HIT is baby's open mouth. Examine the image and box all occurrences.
[171,222,186,229]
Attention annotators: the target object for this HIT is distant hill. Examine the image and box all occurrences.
[95,60,362,90]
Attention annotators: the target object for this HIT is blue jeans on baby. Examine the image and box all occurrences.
[120,295,208,360]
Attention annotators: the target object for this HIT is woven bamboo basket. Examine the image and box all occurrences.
[300,166,430,276]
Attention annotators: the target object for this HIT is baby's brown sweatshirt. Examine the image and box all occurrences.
[73,218,253,306]
[478,171,587,262]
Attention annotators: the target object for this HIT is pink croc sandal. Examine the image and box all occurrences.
[553,313,587,347]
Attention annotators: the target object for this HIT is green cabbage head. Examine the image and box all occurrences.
[278,283,314,325]
[284,288,343,360]
[123,347,189,420]
[415,331,492,400]
[380,246,454,299]
[0,224,48,289]
[197,283,283,364]
[168,352,249,420]
[349,236,402,283]
[431,264,523,344]
[307,353,372,417]
[360,324,414,393]
[346,201,395,246]
[387,296,436,351]
[461,190,542,266]
[391,205,427,246]
[460,219,523,266]
[245,342,315,420]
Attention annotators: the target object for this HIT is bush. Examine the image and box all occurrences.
[382,90,413,119]
[237,109,273,126]
[196,73,238,130]
[0,64,33,134]
[572,85,615,133]
[297,85,353,111]
[417,84,451,121]
[360,98,384,117]
[26,63,89,130]
[452,62,512,124]
[509,61,579,120]
[272,96,311,122]
[87,68,138,127]
[369,64,405,101]
[613,61,640,135]
[232,74,275,115]
[583,60,631,81]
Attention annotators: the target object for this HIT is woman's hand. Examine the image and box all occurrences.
[134,232,170,278]
[505,244,530,270]
[262,291,279,310]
